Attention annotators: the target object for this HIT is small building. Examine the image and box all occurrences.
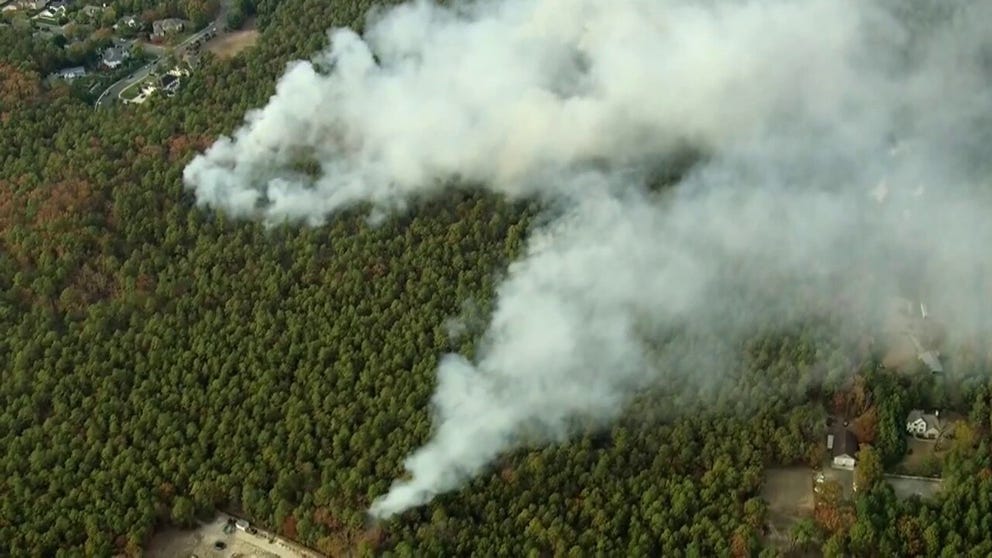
[907,410,942,439]
[102,46,128,68]
[907,333,943,374]
[53,65,86,80]
[151,17,185,38]
[829,429,859,470]
[19,0,47,10]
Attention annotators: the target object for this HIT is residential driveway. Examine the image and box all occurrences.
[822,466,854,499]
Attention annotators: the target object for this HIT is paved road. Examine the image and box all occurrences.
[95,21,218,107]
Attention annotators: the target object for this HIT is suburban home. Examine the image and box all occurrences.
[151,17,185,38]
[102,46,128,68]
[54,66,86,79]
[37,3,64,17]
[906,409,942,439]
[828,429,859,470]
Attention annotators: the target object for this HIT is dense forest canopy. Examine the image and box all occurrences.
[2,0,992,556]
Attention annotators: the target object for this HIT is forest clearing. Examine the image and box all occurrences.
[762,468,815,547]
[207,27,260,59]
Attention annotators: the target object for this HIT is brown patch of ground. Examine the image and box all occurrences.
[207,28,260,59]
[762,467,815,548]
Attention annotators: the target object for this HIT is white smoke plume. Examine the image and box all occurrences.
[184,0,992,518]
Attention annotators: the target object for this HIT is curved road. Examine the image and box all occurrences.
[95,21,218,107]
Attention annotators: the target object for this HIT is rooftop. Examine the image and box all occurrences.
[907,409,942,428]
[103,46,127,62]
[830,428,859,459]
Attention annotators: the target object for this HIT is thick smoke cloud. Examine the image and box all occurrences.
[184,0,992,518]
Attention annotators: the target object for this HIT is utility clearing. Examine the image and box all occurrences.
[207,29,260,59]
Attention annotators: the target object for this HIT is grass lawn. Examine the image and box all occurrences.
[120,79,147,100]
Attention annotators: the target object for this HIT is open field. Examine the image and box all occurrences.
[145,514,321,558]
[762,467,815,547]
[207,29,260,59]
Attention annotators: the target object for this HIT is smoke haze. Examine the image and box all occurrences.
[183,0,992,518]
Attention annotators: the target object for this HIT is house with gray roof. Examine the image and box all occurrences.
[102,46,129,68]
[151,17,184,38]
[906,410,942,439]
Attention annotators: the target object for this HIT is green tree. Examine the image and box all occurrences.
[855,445,883,493]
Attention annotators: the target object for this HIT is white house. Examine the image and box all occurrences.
[37,0,64,16]
[54,66,86,80]
[906,410,942,439]
[828,429,859,470]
